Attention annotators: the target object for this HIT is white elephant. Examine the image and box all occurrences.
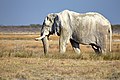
[35,10,112,55]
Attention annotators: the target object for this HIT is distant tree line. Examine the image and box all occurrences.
[0,24,42,28]
[0,24,119,34]
[111,24,120,30]
[0,24,120,34]
[112,24,120,34]
[0,24,119,28]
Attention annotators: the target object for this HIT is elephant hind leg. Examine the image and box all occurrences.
[90,43,102,54]
[70,39,81,54]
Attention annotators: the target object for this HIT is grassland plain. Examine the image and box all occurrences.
[0,26,120,79]
[0,58,120,80]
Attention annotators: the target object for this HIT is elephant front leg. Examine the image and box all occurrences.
[59,28,71,53]
[59,37,67,53]
[70,39,81,54]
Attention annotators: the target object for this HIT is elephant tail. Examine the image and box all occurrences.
[109,26,112,52]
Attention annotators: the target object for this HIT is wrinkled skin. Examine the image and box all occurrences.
[35,10,112,55]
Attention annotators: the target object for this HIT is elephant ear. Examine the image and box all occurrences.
[52,15,61,36]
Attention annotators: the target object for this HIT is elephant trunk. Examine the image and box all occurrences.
[42,36,49,55]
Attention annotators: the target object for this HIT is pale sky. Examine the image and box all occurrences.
[0,0,120,25]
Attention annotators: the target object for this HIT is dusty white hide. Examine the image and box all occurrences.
[57,10,112,53]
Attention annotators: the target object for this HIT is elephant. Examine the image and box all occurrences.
[35,10,112,55]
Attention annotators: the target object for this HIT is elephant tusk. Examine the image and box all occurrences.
[35,35,45,41]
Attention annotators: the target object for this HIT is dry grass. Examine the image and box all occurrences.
[0,34,39,40]
[0,58,120,80]
[0,33,120,79]
[113,34,120,40]
[0,34,120,58]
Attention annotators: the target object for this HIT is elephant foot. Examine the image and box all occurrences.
[70,39,80,55]
[60,51,65,54]
[90,43,102,54]
[73,48,81,55]
[101,49,107,54]
[59,47,66,54]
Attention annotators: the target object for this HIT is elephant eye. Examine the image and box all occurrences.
[49,19,52,22]
[46,17,52,22]
[47,17,49,20]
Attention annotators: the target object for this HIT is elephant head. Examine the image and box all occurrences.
[35,13,61,54]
